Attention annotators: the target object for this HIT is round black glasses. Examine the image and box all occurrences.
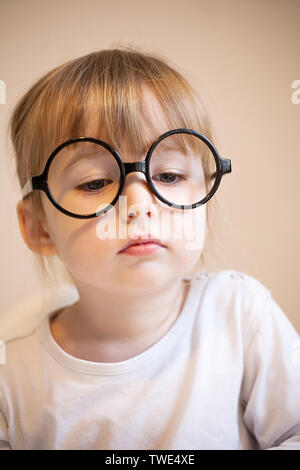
[21,128,232,219]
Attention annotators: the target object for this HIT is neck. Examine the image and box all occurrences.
[51,277,190,362]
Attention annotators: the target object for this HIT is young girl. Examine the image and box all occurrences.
[0,47,299,451]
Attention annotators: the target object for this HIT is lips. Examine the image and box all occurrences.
[119,235,165,253]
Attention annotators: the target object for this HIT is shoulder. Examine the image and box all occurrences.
[191,269,274,336]
[0,305,63,389]
[193,268,271,303]
[0,283,79,371]
[0,327,41,382]
[193,269,299,345]
[0,327,40,417]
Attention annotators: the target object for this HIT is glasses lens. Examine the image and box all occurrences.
[149,132,217,207]
[48,141,121,216]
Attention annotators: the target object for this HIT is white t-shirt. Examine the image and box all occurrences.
[0,270,300,450]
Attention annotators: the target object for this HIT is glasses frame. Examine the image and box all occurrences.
[21,128,232,219]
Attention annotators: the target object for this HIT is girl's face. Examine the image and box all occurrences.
[38,92,207,295]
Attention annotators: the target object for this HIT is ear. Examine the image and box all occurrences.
[16,199,58,256]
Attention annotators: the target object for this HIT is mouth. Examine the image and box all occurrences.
[119,235,166,255]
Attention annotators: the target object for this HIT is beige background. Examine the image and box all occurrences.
[0,0,299,332]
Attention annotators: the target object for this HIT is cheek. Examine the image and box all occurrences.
[176,206,206,271]
[171,205,206,249]
[68,229,116,261]
[61,233,118,284]
[47,211,117,275]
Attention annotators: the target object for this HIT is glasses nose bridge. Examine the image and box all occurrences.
[123,160,147,177]
[122,160,155,201]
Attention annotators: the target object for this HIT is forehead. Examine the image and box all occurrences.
[81,87,172,159]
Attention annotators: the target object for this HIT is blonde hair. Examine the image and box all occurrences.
[9,46,224,284]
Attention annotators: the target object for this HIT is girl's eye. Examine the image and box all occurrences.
[152,173,185,184]
[76,179,111,192]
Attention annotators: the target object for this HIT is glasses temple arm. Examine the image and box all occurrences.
[21,179,33,199]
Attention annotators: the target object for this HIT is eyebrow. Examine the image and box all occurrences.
[152,142,194,155]
[61,149,110,175]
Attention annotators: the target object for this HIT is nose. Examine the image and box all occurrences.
[119,169,158,223]
[122,170,155,206]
